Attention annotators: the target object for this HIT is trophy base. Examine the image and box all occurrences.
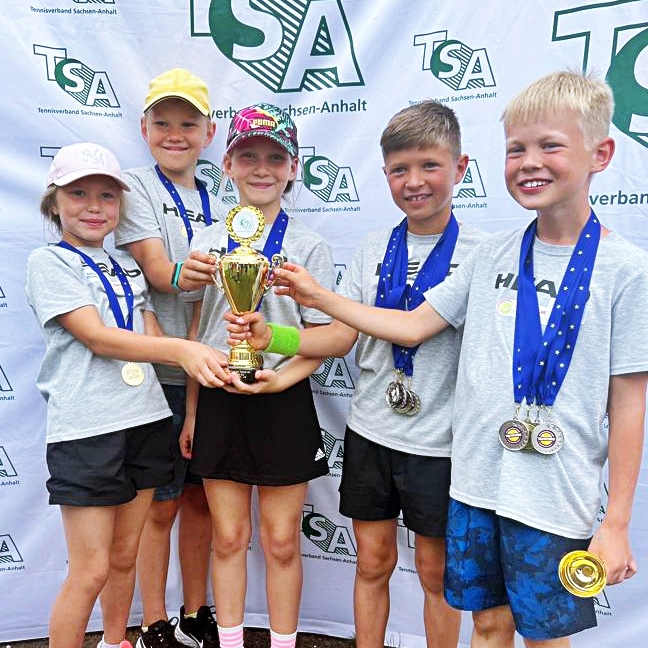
[229,365,258,384]
[229,341,264,384]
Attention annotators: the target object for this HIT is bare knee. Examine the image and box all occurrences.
[260,526,301,568]
[147,498,180,530]
[473,606,516,644]
[415,552,444,596]
[212,522,251,561]
[180,483,210,517]
[355,542,397,584]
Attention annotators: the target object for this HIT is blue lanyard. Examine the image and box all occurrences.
[375,213,459,376]
[57,241,135,331]
[513,211,600,407]
[155,164,212,242]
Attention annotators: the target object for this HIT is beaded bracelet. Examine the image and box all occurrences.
[170,261,184,291]
[265,323,300,356]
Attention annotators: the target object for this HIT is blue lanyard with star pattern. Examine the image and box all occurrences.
[155,164,212,242]
[375,213,459,376]
[513,211,600,407]
[57,241,135,331]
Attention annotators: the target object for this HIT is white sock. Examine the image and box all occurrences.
[97,637,121,648]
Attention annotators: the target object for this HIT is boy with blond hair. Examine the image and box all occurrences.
[232,71,648,647]
[115,68,222,648]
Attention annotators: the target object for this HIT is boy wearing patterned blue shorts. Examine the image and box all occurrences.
[253,71,648,647]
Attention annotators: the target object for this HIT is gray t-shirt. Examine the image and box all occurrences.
[25,244,171,443]
[114,165,225,385]
[425,227,648,538]
[187,216,334,371]
[339,223,485,456]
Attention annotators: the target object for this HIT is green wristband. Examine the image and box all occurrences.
[171,261,184,291]
[265,323,300,356]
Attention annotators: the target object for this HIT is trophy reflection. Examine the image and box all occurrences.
[211,205,282,383]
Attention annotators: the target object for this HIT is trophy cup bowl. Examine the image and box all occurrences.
[211,205,282,383]
[558,550,606,598]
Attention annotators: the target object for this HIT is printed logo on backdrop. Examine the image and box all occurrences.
[396,517,417,576]
[190,0,364,93]
[33,45,123,117]
[553,0,648,149]
[0,284,6,309]
[0,365,14,402]
[30,0,117,15]
[0,447,18,483]
[301,504,356,563]
[0,535,24,572]
[310,357,355,398]
[320,427,344,477]
[452,158,487,211]
[196,159,238,207]
[413,30,497,101]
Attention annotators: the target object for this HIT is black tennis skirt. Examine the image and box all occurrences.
[191,378,329,486]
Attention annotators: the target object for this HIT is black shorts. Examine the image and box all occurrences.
[191,379,329,486]
[339,427,451,537]
[46,417,175,507]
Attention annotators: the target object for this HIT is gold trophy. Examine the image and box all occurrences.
[558,550,607,598]
[211,205,282,383]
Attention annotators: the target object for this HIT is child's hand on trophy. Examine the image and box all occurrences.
[224,310,272,351]
[273,262,325,309]
[224,368,283,395]
[179,250,217,291]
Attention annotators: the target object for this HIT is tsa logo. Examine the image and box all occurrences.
[301,147,359,202]
[311,357,355,390]
[0,535,23,565]
[190,0,364,92]
[33,45,120,107]
[302,505,356,556]
[0,448,17,479]
[196,159,238,206]
[553,1,648,148]
[414,30,496,91]
[454,159,486,199]
[321,427,344,471]
[0,365,13,393]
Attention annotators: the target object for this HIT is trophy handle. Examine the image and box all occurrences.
[264,254,284,293]
[208,253,224,292]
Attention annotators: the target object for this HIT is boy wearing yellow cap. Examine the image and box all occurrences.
[114,68,222,648]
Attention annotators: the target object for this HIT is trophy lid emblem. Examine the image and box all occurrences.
[226,205,265,246]
[558,550,606,597]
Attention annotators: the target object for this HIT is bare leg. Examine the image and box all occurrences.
[178,482,212,612]
[471,606,516,648]
[258,483,308,634]
[49,506,116,648]
[352,519,398,648]
[524,638,570,648]
[415,534,460,648]
[136,497,180,625]
[101,489,155,643]
[203,479,252,626]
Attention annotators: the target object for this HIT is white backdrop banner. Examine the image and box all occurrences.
[1,1,647,646]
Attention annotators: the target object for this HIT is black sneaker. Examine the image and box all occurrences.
[136,619,185,648]
[175,605,220,648]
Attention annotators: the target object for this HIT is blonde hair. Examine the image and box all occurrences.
[501,70,614,149]
[380,100,462,160]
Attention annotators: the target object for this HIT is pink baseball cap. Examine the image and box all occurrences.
[47,142,130,191]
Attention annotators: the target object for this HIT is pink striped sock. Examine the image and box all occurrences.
[218,623,245,648]
[270,629,297,648]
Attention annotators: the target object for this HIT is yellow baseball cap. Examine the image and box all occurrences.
[143,68,211,116]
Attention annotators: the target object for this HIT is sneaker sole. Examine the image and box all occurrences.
[174,627,201,648]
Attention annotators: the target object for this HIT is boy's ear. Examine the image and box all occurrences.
[204,121,216,148]
[591,137,615,173]
[454,153,470,184]
[222,154,234,178]
[140,115,149,142]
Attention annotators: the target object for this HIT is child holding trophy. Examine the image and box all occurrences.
[181,104,334,648]
[231,72,648,646]
[25,143,229,648]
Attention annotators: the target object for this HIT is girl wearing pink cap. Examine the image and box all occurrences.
[26,143,230,648]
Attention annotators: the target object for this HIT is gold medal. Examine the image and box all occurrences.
[122,362,145,386]
[558,550,606,598]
